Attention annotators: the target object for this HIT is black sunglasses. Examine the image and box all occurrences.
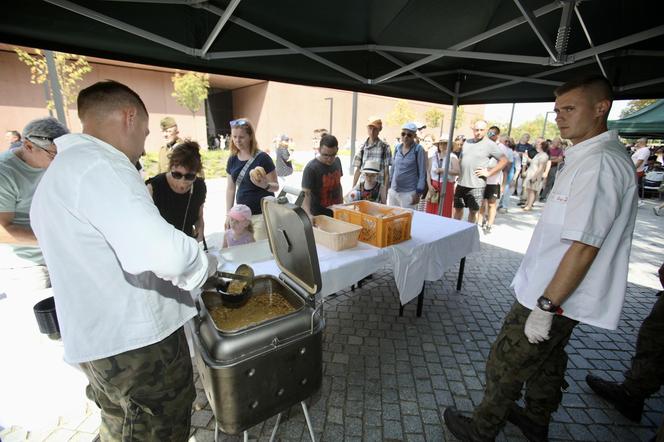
[401,132,415,138]
[171,171,196,181]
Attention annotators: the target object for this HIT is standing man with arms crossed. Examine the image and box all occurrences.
[352,117,391,203]
[453,120,507,224]
[443,75,638,442]
[158,116,183,174]
[31,81,218,441]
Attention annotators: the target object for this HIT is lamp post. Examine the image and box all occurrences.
[324,97,333,134]
[541,111,556,138]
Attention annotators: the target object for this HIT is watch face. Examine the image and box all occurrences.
[538,297,553,311]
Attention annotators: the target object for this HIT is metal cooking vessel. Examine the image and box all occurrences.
[191,197,324,435]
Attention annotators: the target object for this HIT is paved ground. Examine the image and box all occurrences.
[2,183,662,441]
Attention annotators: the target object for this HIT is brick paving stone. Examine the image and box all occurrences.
[400,400,419,416]
[344,416,362,437]
[405,433,426,442]
[382,420,403,440]
[403,415,424,433]
[322,423,344,442]
[383,403,401,421]
[326,407,343,426]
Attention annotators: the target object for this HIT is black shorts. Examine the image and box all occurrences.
[454,185,484,211]
[483,184,501,200]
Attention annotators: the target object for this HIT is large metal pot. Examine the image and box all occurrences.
[190,197,324,436]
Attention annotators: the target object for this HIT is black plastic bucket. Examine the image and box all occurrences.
[33,296,60,339]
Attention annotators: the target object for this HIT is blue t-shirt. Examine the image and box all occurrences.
[226,151,275,214]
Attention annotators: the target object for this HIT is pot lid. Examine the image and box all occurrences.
[261,197,321,296]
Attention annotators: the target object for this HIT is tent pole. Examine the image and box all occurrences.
[438,80,461,216]
[44,50,67,125]
[349,92,358,174]
[507,103,516,137]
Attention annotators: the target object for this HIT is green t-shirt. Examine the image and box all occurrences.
[0,150,45,268]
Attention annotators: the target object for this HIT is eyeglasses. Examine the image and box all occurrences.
[26,135,57,158]
[171,171,196,180]
[230,119,249,128]
[401,132,415,138]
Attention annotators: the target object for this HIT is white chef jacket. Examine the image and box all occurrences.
[31,134,210,363]
[512,130,638,330]
[631,146,650,172]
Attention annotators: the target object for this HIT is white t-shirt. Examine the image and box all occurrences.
[31,134,210,363]
[486,142,513,185]
[428,151,457,183]
[512,130,638,330]
[631,146,650,172]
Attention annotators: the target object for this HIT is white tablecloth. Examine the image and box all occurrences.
[216,211,480,305]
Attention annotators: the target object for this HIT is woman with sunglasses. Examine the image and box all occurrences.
[226,118,277,240]
[146,140,207,241]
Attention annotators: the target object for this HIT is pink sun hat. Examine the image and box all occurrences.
[228,204,252,221]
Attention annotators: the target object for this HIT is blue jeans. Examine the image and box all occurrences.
[499,182,511,209]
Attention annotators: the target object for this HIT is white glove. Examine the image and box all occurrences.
[524,307,555,344]
[205,254,219,279]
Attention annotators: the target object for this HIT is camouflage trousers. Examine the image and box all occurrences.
[623,294,664,442]
[473,301,578,438]
[623,294,664,399]
[80,327,195,442]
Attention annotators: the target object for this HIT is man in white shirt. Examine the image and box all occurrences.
[631,137,650,205]
[443,75,638,442]
[479,126,512,234]
[31,81,217,441]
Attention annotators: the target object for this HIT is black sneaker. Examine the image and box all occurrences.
[585,374,644,422]
[443,408,494,442]
[507,406,548,442]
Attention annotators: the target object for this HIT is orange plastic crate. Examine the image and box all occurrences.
[331,201,412,247]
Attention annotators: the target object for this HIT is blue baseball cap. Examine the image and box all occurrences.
[401,122,418,133]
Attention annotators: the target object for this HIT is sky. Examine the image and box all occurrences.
[484,100,630,126]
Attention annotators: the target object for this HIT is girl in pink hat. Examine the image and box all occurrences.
[222,204,255,248]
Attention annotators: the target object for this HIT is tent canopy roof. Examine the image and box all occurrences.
[608,100,664,138]
[2,0,663,105]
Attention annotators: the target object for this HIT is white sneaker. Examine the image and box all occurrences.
[638,200,645,207]
[655,207,661,216]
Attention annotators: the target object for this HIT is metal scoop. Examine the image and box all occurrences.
[220,264,255,298]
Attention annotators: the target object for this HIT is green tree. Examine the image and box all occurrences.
[453,106,465,130]
[15,48,92,123]
[620,99,657,118]
[424,108,444,129]
[171,71,210,133]
[386,99,416,127]
[513,115,560,141]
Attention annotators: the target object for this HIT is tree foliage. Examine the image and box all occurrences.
[171,71,210,116]
[424,107,444,129]
[619,99,657,118]
[15,48,92,117]
[386,100,416,127]
[512,115,560,141]
[453,106,465,129]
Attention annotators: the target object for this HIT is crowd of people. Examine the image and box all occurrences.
[1,75,663,441]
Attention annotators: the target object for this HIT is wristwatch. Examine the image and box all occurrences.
[537,296,563,314]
